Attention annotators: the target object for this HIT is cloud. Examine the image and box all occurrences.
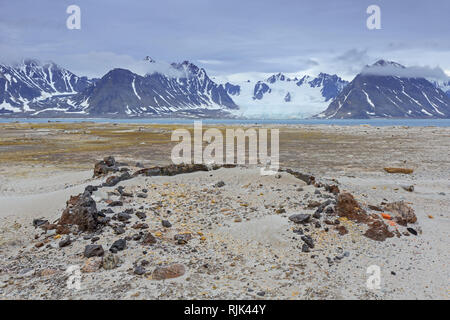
[362,63,449,80]
[59,52,184,78]
[197,59,225,65]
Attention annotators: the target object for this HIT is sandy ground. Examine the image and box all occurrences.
[0,123,449,300]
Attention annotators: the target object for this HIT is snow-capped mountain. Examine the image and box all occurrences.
[432,80,450,97]
[318,60,450,119]
[1,59,238,117]
[0,59,94,113]
[224,72,348,118]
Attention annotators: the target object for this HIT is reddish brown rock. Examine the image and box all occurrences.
[59,192,99,232]
[142,233,157,245]
[384,201,417,226]
[81,257,102,273]
[93,156,118,177]
[152,264,185,280]
[335,225,348,235]
[364,220,394,241]
[335,193,370,223]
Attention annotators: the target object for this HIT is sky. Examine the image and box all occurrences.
[1,0,449,82]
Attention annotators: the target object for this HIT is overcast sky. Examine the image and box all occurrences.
[1,0,449,81]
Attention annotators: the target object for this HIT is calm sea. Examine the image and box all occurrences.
[1,118,450,127]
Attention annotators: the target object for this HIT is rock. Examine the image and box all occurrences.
[117,212,131,221]
[59,192,99,232]
[368,205,383,212]
[335,193,369,223]
[134,265,146,275]
[325,206,335,214]
[174,233,192,244]
[103,172,131,187]
[214,181,225,188]
[93,156,118,177]
[132,223,149,230]
[136,193,148,198]
[312,211,321,219]
[162,220,172,228]
[364,220,394,241]
[307,201,321,209]
[301,243,310,253]
[102,253,120,270]
[152,264,185,280]
[58,236,72,248]
[257,291,266,296]
[324,184,340,195]
[33,219,48,228]
[84,245,104,258]
[289,214,311,224]
[113,225,125,235]
[81,257,102,273]
[141,233,156,245]
[407,227,418,236]
[401,185,414,192]
[136,211,146,220]
[335,225,348,235]
[384,167,414,174]
[301,235,314,248]
[35,242,44,248]
[108,200,123,207]
[39,269,59,277]
[110,239,126,253]
[384,201,417,225]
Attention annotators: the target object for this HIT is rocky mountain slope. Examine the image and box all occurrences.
[317,60,450,119]
[0,59,94,114]
[0,60,238,117]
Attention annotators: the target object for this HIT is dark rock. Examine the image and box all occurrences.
[407,227,418,236]
[174,233,192,244]
[136,193,148,198]
[110,239,126,252]
[58,236,72,248]
[103,172,131,187]
[256,291,266,297]
[136,211,146,220]
[117,212,131,221]
[142,233,156,245]
[301,235,314,248]
[33,219,49,228]
[289,214,311,224]
[214,181,225,188]
[113,225,125,235]
[108,200,123,207]
[134,265,146,275]
[162,220,172,228]
[59,192,99,232]
[84,245,104,258]
[301,243,310,252]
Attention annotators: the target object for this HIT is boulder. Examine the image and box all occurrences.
[152,264,185,280]
[59,191,99,232]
